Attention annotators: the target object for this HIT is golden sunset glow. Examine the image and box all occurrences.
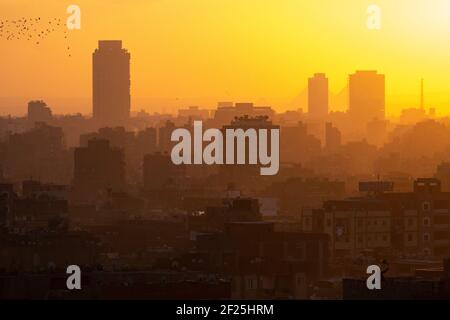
[2,0,450,116]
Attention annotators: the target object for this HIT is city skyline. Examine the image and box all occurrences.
[1,0,450,116]
[3,0,450,304]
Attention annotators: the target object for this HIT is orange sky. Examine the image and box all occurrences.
[1,0,450,116]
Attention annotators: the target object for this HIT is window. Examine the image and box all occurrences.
[246,278,255,290]
[407,234,413,242]
[407,218,413,226]
[422,202,431,211]
[423,217,430,227]
[423,233,430,242]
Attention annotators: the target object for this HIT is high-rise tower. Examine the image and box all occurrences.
[308,73,329,119]
[93,40,131,125]
[348,71,385,123]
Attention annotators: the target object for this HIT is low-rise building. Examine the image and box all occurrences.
[301,178,450,258]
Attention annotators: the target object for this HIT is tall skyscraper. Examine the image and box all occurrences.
[348,71,385,123]
[308,73,329,119]
[93,40,131,125]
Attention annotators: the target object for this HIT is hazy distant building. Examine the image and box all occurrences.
[366,118,388,147]
[143,152,185,208]
[212,102,275,127]
[280,122,321,164]
[349,71,385,123]
[308,73,328,119]
[136,127,157,155]
[325,122,341,152]
[400,108,427,124]
[178,106,210,121]
[158,120,177,153]
[92,40,131,126]
[436,162,450,192]
[143,152,185,192]
[3,123,67,183]
[28,100,52,124]
[73,139,125,204]
[80,126,135,149]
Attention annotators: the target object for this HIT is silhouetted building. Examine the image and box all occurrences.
[178,106,210,121]
[143,152,184,192]
[400,108,427,125]
[366,118,388,147]
[93,40,131,126]
[0,184,15,229]
[0,231,98,276]
[136,127,157,155]
[280,122,321,164]
[80,127,135,149]
[27,100,52,124]
[308,73,328,119]
[158,120,176,154]
[0,181,68,233]
[436,162,450,192]
[227,223,328,299]
[349,71,385,123]
[13,196,68,233]
[212,102,275,127]
[195,220,329,299]
[325,122,341,152]
[1,123,68,184]
[143,152,185,208]
[265,178,345,215]
[73,139,126,204]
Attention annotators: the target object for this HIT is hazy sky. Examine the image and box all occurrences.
[1,0,450,116]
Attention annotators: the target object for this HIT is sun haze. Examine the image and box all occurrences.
[1,0,450,116]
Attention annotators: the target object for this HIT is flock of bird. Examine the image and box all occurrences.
[0,16,72,57]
